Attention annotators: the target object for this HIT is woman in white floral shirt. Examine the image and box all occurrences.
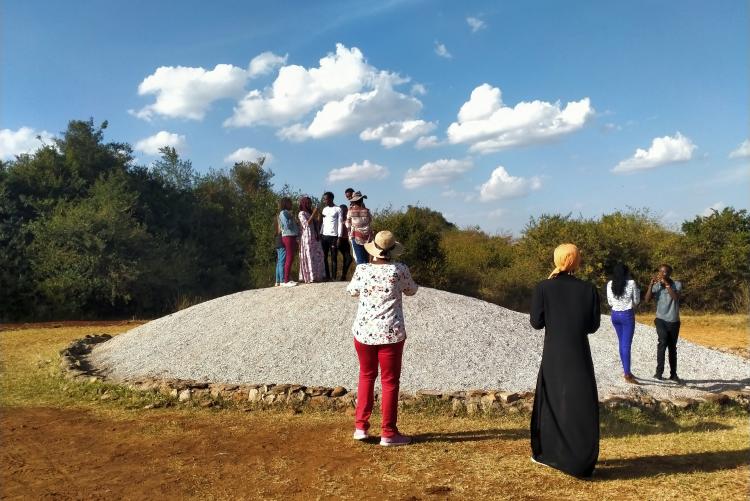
[346,230,418,446]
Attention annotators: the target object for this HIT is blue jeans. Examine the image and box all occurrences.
[275,247,286,284]
[611,309,635,375]
[351,241,369,265]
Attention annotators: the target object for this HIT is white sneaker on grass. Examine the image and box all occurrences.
[282,281,297,287]
[352,429,368,440]
[380,434,411,446]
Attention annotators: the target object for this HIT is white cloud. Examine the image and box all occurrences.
[434,42,452,59]
[0,126,55,160]
[478,166,541,202]
[131,64,249,121]
[224,147,273,164]
[360,120,436,148]
[612,132,696,173]
[278,77,422,141]
[248,52,288,78]
[447,84,594,153]
[403,158,473,189]
[701,201,726,217]
[415,135,442,149]
[411,83,427,96]
[327,160,389,183]
[134,131,186,156]
[729,139,750,159]
[466,16,486,32]
[225,44,422,141]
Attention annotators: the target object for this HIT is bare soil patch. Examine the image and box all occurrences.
[2,406,748,500]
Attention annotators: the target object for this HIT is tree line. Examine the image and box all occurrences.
[1,119,747,321]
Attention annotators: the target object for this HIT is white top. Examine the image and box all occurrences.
[606,279,640,311]
[346,263,418,345]
[321,205,344,237]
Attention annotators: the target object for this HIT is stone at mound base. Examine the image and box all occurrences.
[90,283,750,401]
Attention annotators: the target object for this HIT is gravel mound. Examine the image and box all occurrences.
[90,283,750,400]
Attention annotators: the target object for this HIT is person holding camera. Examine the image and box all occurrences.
[644,264,683,382]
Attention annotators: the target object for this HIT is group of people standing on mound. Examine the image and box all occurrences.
[274,187,373,287]
[343,236,682,479]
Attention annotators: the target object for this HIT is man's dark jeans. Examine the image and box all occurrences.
[338,237,352,280]
[654,318,680,377]
[321,235,338,280]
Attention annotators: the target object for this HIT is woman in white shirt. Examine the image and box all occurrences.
[606,263,640,383]
[346,230,418,446]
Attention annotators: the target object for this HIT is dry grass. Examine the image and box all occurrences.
[1,322,748,500]
[636,313,748,351]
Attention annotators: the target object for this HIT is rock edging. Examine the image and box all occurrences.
[61,335,750,415]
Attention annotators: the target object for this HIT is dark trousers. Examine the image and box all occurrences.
[321,235,338,280]
[338,238,352,280]
[654,318,680,377]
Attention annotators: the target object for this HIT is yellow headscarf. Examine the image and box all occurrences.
[548,243,581,279]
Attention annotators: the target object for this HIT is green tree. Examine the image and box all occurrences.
[372,206,455,287]
[679,208,750,311]
[28,173,150,317]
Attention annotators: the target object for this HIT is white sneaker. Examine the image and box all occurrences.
[380,434,411,446]
[282,281,297,287]
[352,429,368,440]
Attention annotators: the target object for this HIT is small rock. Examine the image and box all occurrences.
[331,386,347,397]
[466,402,480,416]
[248,388,261,402]
[178,389,191,402]
[143,404,155,410]
[699,393,729,404]
[451,399,465,416]
[263,394,276,404]
[271,384,291,394]
[416,389,443,398]
[481,393,497,403]
[670,397,694,409]
[169,388,179,398]
[497,391,522,404]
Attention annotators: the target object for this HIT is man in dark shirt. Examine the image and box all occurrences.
[644,264,683,382]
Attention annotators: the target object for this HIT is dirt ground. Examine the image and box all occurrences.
[2,406,748,501]
[0,406,516,500]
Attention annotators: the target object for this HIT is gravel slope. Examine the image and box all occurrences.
[90,283,750,400]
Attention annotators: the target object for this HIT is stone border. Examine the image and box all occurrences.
[60,334,750,415]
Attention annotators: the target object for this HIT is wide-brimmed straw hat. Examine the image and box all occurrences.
[350,191,367,202]
[364,230,404,259]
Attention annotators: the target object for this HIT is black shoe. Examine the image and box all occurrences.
[653,373,664,380]
[669,375,681,383]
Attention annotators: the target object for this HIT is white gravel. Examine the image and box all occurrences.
[90,283,750,400]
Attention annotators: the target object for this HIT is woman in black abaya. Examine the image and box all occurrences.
[529,243,601,478]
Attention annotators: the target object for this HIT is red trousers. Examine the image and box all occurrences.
[281,236,297,283]
[354,338,404,438]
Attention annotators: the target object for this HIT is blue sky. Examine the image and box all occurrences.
[3,0,748,234]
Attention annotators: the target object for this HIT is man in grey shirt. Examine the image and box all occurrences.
[644,264,683,382]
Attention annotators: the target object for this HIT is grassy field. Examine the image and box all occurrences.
[0,319,748,500]
[636,313,748,353]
